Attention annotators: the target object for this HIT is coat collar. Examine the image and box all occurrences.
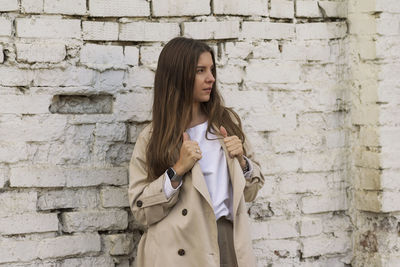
[190,122,245,218]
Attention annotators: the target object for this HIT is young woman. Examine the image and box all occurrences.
[128,37,264,267]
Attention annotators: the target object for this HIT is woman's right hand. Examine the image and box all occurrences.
[173,132,202,176]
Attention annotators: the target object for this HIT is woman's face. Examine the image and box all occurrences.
[193,52,215,104]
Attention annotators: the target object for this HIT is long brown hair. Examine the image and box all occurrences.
[146,37,246,180]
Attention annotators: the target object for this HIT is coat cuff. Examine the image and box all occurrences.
[163,172,182,199]
[243,155,254,179]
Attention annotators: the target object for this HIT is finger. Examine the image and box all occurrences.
[230,147,243,157]
[183,132,190,141]
[224,137,240,147]
[225,139,241,148]
[220,126,228,138]
[225,140,242,150]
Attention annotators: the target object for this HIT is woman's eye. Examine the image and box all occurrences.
[196,69,204,73]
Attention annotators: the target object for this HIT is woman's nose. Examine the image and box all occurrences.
[207,72,215,83]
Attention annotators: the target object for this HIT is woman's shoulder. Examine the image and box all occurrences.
[136,122,153,142]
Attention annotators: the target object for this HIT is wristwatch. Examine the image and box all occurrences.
[167,167,182,182]
[242,158,250,173]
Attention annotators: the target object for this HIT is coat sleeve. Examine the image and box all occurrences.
[242,135,264,202]
[128,126,180,227]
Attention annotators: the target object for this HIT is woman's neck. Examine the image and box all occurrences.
[188,102,207,128]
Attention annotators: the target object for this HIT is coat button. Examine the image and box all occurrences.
[178,249,185,256]
[136,200,143,207]
[181,209,188,216]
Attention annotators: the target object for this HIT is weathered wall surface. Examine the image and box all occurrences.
[348,0,400,266]
[0,0,397,266]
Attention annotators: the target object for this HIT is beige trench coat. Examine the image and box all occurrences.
[128,123,264,267]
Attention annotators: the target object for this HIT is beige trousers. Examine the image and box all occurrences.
[217,217,239,267]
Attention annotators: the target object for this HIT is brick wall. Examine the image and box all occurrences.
[0,0,398,266]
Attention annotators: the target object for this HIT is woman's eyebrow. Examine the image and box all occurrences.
[196,65,214,68]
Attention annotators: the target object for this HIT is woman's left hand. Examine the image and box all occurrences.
[219,126,246,169]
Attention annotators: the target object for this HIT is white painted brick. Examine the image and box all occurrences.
[21,0,44,13]
[101,186,129,208]
[318,1,347,18]
[218,64,243,84]
[0,213,59,235]
[0,0,18,11]
[0,167,7,188]
[297,22,347,40]
[322,214,351,233]
[61,256,115,267]
[301,191,347,214]
[0,67,32,86]
[268,219,299,239]
[124,66,155,87]
[382,170,400,190]
[82,21,119,40]
[270,129,323,153]
[221,91,271,112]
[120,22,179,41]
[270,0,294,19]
[279,173,328,194]
[16,18,81,38]
[0,142,28,163]
[0,239,39,263]
[61,210,128,232]
[44,0,86,15]
[381,191,400,212]
[213,0,268,16]
[261,154,300,174]
[223,42,253,59]
[296,1,320,17]
[89,0,149,17]
[246,60,300,83]
[0,115,67,142]
[377,14,400,36]
[348,14,376,35]
[376,0,400,13]
[10,166,66,187]
[95,69,125,90]
[114,92,153,122]
[0,95,52,114]
[10,166,128,187]
[326,130,346,148]
[38,233,101,259]
[252,41,280,59]
[38,189,99,210]
[251,219,298,240]
[34,67,97,86]
[0,45,3,63]
[16,42,66,63]
[80,44,124,70]
[300,217,323,237]
[183,21,239,40]
[152,0,210,16]
[282,40,330,61]
[0,191,37,216]
[0,17,12,36]
[124,46,139,66]
[253,239,299,261]
[301,149,345,172]
[241,22,295,40]
[302,232,351,257]
[103,233,133,255]
[140,45,163,69]
[95,122,127,141]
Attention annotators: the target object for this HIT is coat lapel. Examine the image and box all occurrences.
[191,162,213,209]
[213,123,246,218]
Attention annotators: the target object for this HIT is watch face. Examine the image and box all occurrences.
[167,167,175,179]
